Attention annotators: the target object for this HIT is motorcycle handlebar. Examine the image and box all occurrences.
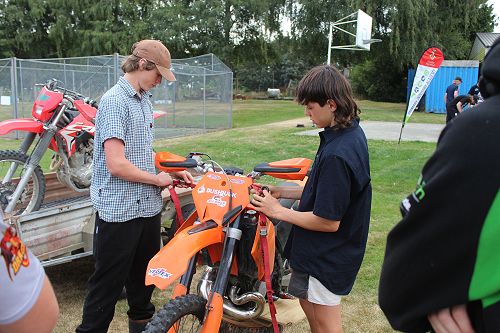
[84,97,99,108]
[43,79,98,108]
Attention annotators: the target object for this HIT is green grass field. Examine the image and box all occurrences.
[230,99,445,128]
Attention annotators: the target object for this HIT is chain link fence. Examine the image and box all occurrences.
[0,54,233,139]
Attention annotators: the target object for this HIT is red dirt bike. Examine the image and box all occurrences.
[0,79,98,215]
[144,152,311,333]
[0,79,167,216]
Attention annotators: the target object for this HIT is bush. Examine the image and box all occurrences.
[350,60,407,103]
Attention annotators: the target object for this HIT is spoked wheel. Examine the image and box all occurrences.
[0,150,45,215]
[144,294,206,333]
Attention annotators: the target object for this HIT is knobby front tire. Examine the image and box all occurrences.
[0,150,45,215]
[144,294,206,333]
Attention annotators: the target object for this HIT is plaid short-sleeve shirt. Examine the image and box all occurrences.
[90,77,162,222]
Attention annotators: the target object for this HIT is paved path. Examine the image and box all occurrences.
[286,119,445,142]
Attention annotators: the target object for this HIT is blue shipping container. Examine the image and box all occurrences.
[407,60,479,114]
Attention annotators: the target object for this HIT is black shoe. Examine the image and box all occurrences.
[129,319,149,333]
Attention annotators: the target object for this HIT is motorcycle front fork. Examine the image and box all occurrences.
[2,132,37,184]
[177,216,242,307]
[3,126,63,215]
[4,104,68,214]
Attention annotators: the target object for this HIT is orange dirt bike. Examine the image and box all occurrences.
[144,152,311,333]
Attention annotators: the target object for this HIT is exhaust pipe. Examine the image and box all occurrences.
[197,266,266,320]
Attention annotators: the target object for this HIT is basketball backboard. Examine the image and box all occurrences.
[355,9,373,50]
[327,9,379,64]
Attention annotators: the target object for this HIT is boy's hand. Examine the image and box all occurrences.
[251,189,284,219]
[172,170,194,185]
[251,184,281,198]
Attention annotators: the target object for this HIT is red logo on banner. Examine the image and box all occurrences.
[419,48,444,68]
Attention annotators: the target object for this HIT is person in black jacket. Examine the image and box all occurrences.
[445,94,474,123]
[379,36,500,333]
[252,65,371,333]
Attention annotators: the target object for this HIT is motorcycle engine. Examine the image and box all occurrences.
[66,135,93,188]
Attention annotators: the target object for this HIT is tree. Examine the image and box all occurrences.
[348,0,495,101]
[1,0,495,102]
[285,0,368,68]
[77,0,155,56]
[0,0,53,58]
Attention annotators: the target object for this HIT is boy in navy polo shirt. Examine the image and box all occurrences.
[252,65,372,333]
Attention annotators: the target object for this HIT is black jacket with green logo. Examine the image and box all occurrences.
[379,93,500,332]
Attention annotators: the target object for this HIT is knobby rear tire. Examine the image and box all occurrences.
[0,150,45,215]
[144,294,206,333]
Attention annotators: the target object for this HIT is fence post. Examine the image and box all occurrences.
[10,57,19,139]
[19,60,24,118]
[113,53,120,84]
[229,72,233,128]
[203,68,206,131]
[172,81,176,126]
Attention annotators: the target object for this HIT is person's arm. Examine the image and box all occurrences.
[0,276,59,333]
[457,101,463,113]
[468,86,475,96]
[444,92,448,104]
[104,138,172,187]
[266,185,304,200]
[251,190,340,232]
[454,87,459,98]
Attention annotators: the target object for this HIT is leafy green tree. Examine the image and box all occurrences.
[77,0,155,56]
[0,0,496,102]
[0,0,53,58]
[349,0,494,101]
[149,0,286,62]
[285,0,367,68]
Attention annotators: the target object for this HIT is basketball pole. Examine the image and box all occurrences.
[327,23,333,65]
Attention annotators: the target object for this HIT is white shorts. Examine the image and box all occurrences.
[288,270,342,306]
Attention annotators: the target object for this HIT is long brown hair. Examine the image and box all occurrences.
[296,65,360,129]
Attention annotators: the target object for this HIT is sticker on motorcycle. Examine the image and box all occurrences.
[206,187,237,198]
[147,267,173,279]
[207,195,227,208]
[207,174,222,180]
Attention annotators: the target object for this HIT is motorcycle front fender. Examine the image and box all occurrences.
[0,118,43,136]
[145,222,224,290]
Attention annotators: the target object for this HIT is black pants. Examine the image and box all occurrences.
[76,212,161,333]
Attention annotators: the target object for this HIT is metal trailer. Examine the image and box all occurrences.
[9,173,194,267]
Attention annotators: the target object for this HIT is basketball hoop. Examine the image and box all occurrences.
[327,10,378,65]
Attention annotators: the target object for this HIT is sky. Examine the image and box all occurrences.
[489,0,500,32]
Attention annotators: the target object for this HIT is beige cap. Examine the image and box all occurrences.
[132,39,176,81]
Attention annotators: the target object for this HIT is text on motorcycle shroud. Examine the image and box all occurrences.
[147,268,173,279]
[207,196,227,208]
[197,185,237,198]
